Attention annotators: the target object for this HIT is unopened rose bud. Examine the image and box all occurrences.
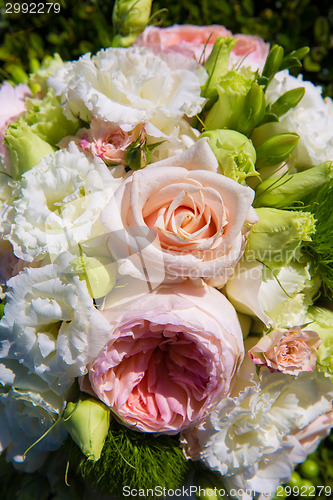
[71,255,117,299]
[254,162,333,208]
[4,121,55,179]
[201,129,258,183]
[63,398,110,461]
[203,36,236,99]
[255,133,299,168]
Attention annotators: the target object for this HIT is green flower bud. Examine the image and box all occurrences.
[63,398,110,461]
[245,207,316,265]
[202,36,236,99]
[200,129,258,183]
[262,44,284,80]
[125,131,151,170]
[24,88,79,147]
[269,87,305,117]
[112,0,152,37]
[29,53,64,96]
[306,306,333,380]
[255,133,299,169]
[71,255,117,299]
[204,67,257,133]
[4,121,55,180]
[237,82,266,136]
[254,162,333,208]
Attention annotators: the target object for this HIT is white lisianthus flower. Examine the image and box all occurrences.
[225,259,320,327]
[1,142,120,262]
[48,46,207,135]
[182,339,333,497]
[252,70,333,168]
[0,360,67,472]
[0,262,111,395]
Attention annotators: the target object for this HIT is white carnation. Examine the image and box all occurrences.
[253,70,333,168]
[0,360,67,472]
[0,262,111,395]
[2,142,119,262]
[48,46,207,134]
[182,339,333,497]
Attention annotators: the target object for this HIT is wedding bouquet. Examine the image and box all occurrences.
[1,1,333,499]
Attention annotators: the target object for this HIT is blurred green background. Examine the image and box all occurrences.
[1,0,333,95]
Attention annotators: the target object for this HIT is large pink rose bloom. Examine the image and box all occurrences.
[0,82,31,171]
[101,139,257,287]
[84,280,244,433]
[136,25,269,70]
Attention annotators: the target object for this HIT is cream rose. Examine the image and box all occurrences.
[101,140,257,287]
[81,279,244,434]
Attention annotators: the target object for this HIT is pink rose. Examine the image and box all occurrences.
[249,326,321,375]
[60,118,142,165]
[0,82,31,172]
[229,33,270,71]
[83,280,244,433]
[136,25,269,70]
[101,139,257,287]
[136,24,232,62]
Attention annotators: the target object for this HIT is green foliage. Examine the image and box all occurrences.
[70,418,191,498]
[301,181,333,300]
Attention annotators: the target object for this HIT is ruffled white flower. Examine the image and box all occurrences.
[253,70,333,168]
[225,259,320,327]
[182,339,333,497]
[0,261,111,395]
[48,46,207,135]
[1,142,119,262]
[0,359,67,472]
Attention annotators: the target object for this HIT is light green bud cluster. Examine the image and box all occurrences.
[4,121,55,179]
[201,129,258,183]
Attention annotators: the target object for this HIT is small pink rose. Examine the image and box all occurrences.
[60,118,142,165]
[249,326,321,375]
[101,139,257,286]
[83,280,244,433]
[0,82,31,172]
